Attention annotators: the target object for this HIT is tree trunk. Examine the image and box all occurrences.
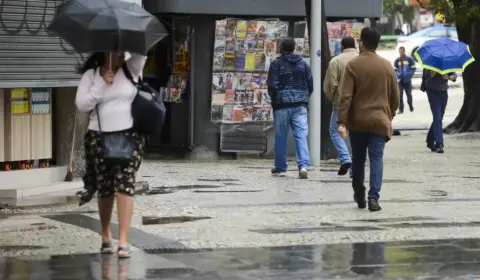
[305,0,336,158]
[444,19,480,133]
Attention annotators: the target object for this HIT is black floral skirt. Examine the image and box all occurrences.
[78,130,145,205]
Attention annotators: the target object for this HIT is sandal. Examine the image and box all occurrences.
[118,246,131,259]
[101,242,114,254]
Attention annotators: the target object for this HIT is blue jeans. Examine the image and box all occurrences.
[330,108,352,164]
[399,81,413,112]
[350,131,386,201]
[426,90,448,147]
[273,106,310,172]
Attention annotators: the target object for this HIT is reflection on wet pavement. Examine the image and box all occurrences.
[3,238,480,279]
[142,216,211,225]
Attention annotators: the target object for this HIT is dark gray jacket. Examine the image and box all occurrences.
[421,69,456,92]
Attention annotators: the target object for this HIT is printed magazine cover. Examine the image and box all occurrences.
[235,39,246,54]
[223,54,235,71]
[215,20,227,37]
[266,21,277,39]
[243,106,253,121]
[247,21,257,34]
[256,21,267,39]
[254,89,263,105]
[225,89,235,104]
[226,19,237,37]
[246,89,255,105]
[262,89,271,105]
[236,20,247,39]
[294,38,305,55]
[212,73,226,90]
[235,90,246,104]
[255,38,265,53]
[264,39,277,56]
[245,34,256,51]
[254,54,266,71]
[222,105,234,121]
[225,38,236,54]
[225,72,234,90]
[211,92,225,106]
[276,21,289,38]
[235,73,252,90]
[245,53,256,71]
[235,54,246,71]
[250,73,263,89]
[214,37,226,54]
[213,54,224,71]
[232,105,244,121]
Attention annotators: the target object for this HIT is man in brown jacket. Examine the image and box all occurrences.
[337,28,400,212]
[324,36,358,176]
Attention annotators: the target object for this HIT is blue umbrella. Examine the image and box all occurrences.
[414,38,475,74]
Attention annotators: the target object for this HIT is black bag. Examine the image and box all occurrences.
[122,64,166,135]
[95,106,136,167]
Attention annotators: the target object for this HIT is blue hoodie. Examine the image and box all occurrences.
[267,54,313,110]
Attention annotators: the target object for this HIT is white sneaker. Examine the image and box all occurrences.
[271,168,286,177]
[299,168,308,179]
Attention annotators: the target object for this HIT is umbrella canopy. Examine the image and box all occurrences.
[414,38,475,74]
[48,0,169,55]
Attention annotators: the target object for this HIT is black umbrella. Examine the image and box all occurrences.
[48,0,169,55]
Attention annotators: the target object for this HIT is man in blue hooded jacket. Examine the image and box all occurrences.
[268,38,313,179]
[393,47,416,113]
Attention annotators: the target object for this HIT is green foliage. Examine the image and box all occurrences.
[383,0,406,16]
[420,0,480,25]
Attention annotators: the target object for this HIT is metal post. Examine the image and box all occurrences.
[308,0,322,166]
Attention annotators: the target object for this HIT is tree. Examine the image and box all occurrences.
[384,0,416,33]
[420,0,480,133]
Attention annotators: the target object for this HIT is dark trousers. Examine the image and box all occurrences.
[350,131,386,201]
[398,81,413,112]
[426,89,448,147]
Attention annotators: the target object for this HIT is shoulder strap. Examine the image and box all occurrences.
[95,106,102,132]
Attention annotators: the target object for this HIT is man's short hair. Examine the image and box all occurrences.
[399,46,405,51]
[280,38,296,54]
[341,36,356,49]
[360,27,381,50]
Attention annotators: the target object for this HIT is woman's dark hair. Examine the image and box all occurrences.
[78,52,105,74]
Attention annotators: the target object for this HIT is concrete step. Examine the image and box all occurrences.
[0,180,83,205]
[0,166,68,190]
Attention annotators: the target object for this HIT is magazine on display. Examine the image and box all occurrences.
[211,18,290,123]
[326,21,364,56]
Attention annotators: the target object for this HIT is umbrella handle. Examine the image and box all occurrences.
[109,53,112,70]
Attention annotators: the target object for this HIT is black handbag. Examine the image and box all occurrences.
[95,106,135,167]
[122,64,166,135]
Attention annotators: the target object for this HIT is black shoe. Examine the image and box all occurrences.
[398,110,404,114]
[338,162,352,176]
[409,104,414,112]
[427,144,437,152]
[368,199,382,212]
[436,146,444,154]
[354,194,366,209]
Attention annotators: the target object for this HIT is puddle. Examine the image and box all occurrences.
[427,190,448,197]
[171,185,222,190]
[197,178,240,182]
[312,179,421,184]
[251,225,384,234]
[354,216,437,223]
[384,222,480,229]
[30,223,46,226]
[223,183,242,186]
[0,245,47,251]
[142,216,211,225]
[142,188,175,196]
[0,210,97,219]
[193,190,263,193]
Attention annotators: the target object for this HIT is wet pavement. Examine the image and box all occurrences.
[2,238,480,279]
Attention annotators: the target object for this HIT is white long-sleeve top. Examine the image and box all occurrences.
[75,54,147,132]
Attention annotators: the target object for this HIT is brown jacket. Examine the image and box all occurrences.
[323,48,359,109]
[337,51,399,139]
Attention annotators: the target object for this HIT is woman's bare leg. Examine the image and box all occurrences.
[117,193,134,247]
[98,196,115,243]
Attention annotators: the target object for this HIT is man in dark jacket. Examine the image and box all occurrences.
[421,69,456,154]
[393,47,416,113]
[267,38,313,179]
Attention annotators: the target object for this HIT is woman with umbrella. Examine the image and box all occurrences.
[416,38,475,154]
[49,0,168,258]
